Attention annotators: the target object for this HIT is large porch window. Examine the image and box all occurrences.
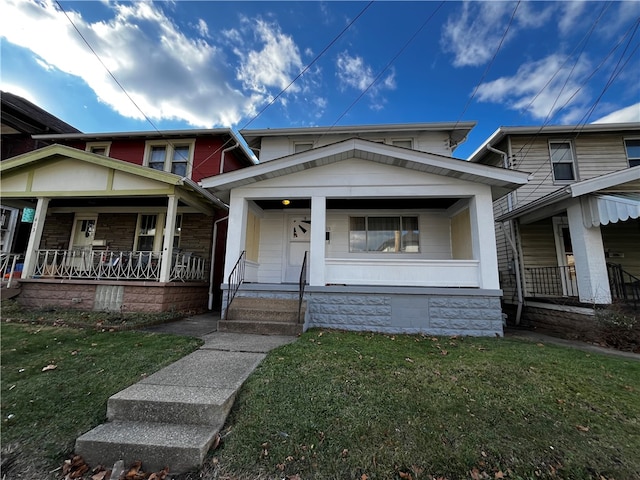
[135,214,182,251]
[349,216,419,253]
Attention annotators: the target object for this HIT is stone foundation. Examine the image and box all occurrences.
[17,279,209,313]
[520,302,599,341]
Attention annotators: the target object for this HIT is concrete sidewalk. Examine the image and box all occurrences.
[75,324,297,474]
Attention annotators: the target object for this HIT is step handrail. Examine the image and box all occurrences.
[298,251,308,323]
[607,262,640,309]
[225,250,246,320]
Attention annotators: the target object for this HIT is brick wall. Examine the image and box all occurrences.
[95,213,137,250]
[41,213,74,249]
[179,213,213,259]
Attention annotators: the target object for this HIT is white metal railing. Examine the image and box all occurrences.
[1,253,23,288]
[31,250,206,282]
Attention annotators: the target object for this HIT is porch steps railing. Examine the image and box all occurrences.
[224,250,245,320]
[1,253,23,298]
[298,251,308,323]
[607,262,640,309]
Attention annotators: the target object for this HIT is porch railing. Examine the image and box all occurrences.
[31,250,206,282]
[298,251,308,323]
[225,250,246,320]
[525,265,578,297]
[1,253,22,289]
[607,262,640,309]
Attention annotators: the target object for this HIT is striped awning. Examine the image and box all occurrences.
[583,193,640,227]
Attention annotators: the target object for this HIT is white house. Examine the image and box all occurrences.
[200,123,529,336]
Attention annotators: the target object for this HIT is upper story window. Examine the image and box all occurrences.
[293,142,313,153]
[549,140,577,182]
[624,139,640,167]
[86,142,111,156]
[349,216,419,253]
[144,140,194,177]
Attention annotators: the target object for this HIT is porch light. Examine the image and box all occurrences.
[282,199,291,206]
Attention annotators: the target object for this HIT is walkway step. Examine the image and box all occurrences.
[231,297,300,310]
[227,307,301,323]
[107,384,236,426]
[75,421,218,474]
[218,319,303,336]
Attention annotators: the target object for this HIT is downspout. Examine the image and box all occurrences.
[220,143,240,174]
[208,215,229,311]
[486,144,524,325]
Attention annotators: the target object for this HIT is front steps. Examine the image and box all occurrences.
[75,348,266,474]
[219,297,305,336]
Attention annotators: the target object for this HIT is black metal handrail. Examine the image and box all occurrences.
[607,262,640,309]
[525,265,578,297]
[225,250,246,320]
[298,251,308,323]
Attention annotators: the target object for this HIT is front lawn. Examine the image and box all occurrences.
[211,330,640,480]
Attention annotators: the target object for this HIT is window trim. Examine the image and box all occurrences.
[143,139,195,177]
[390,138,413,149]
[349,215,420,254]
[134,213,182,252]
[292,141,314,154]
[549,139,578,183]
[85,142,111,156]
[624,138,640,168]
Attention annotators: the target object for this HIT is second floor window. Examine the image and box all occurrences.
[144,141,194,177]
[549,141,576,182]
[625,139,640,167]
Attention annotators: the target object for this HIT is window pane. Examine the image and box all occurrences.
[294,143,313,153]
[401,216,419,252]
[392,140,412,149]
[625,139,640,161]
[149,146,166,170]
[171,146,189,175]
[137,236,154,251]
[550,142,573,163]
[367,217,400,252]
[349,217,366,252]
[630,159,640,168]
[553,162,575,180]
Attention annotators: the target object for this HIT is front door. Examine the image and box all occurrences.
[284,216,310,283]
[554,220,578,296]
[70,215,97,270]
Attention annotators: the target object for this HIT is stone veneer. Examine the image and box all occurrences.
[18,279,208,313]
[224,284,504,336]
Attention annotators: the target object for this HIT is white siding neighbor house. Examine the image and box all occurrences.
[201,123,529,337]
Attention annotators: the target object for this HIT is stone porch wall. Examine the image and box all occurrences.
[17,280,209,313]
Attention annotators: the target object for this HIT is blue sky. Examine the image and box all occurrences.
[1,0,639,158]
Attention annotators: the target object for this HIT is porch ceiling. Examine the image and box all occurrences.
[255,197,460,210]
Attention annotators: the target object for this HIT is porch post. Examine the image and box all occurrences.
[159,195,177,282]
[567,198,611,304]
[309,196,326,286]
[22,197,49,278]
[223,193,248,280]
[469,191,500,289]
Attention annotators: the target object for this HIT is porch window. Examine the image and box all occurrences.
[549,141,576,182]
[624,139,640,167]
[349,216,419,253]
[135,214,182,251]
[144,140,194,177]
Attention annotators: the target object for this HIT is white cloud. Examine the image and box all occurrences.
[335,51,395,101]
[0,0,254,128]
[475,54,591,121]
[593,103,640,124]
[196,18,210,38]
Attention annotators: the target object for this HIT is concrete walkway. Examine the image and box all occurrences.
[75,314,297,474]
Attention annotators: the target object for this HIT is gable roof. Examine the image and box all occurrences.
[200,137,529,202]
[468,122,640,163]
[0,144,226,209]
[1,91,81,135]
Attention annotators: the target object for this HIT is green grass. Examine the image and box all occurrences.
[0,321,202,476]
[213,330,640,480]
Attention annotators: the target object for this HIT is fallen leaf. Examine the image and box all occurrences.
[42,364,57,372]
[398,471,413,480]
[576,425,590,432]
[405,357,414,363]
[495,471,505,479]
[341,449,349,458]
[91,471,108,480]
[361,474,368,480]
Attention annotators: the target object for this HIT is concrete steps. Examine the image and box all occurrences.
[75,348,267,474]
[220,297,304,336]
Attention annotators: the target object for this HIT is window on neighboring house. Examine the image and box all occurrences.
[624,139,640,167]
[391,139,413,149]
[349,216,419,253]
[549,141,576,182]
[144,141,194,177]
[86,142,111,156]
[135,214,182,251]
[294,142,313,153]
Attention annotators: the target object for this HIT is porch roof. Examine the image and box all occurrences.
[496,166,640,225]
[200,137,530,202]
[0,144,227,212]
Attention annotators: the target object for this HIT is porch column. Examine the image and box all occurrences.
[469,191,500,289]
[567,198,611,304]
[22,197,49,278]
[309,196,326,286]
[223,193,248,281]
[159,195,177,282]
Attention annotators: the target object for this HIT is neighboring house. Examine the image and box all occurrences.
[469,123,640,334]
[1,91,81,256]
[201,123,529,336]
[0,127,255,312]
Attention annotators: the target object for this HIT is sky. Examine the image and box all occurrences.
[1,0,639,159]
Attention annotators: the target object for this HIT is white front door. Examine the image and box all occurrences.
[70,215,97,270]
[284,216,310,283]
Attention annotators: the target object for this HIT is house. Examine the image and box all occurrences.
[0,127,255,313]
[468,123,640,335]
[200,123,529,336]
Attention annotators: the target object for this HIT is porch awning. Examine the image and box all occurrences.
[583,193,640,227]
